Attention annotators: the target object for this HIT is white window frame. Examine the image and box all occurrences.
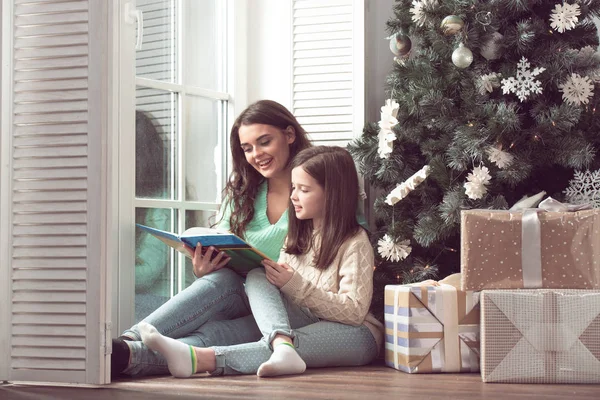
[111,0,247,334]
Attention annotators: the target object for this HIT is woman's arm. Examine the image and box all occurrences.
[279,235,374,326]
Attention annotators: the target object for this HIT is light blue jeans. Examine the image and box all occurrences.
[212,269,378,375]
[122,268,261,376]
[122,268,378,377]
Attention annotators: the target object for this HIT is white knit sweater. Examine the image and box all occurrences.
[279,229,384,351]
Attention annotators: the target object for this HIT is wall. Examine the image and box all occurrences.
[247,0,394,119]
[247,0,293,108]
[365,0,395,122]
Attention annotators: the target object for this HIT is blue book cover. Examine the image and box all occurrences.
[136,224,271,276]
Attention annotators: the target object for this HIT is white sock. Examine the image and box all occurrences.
[257,343,306,377]
[138,321,197,378]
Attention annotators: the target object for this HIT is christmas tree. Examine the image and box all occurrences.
[348,1,600,314]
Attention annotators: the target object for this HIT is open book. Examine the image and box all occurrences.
[136,224,271,276]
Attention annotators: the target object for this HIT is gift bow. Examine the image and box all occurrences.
[520,197,591,288]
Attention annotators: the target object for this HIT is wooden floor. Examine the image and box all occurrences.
[2,364,599,400]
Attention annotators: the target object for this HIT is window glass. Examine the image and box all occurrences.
[184,0,219,90]
[130,0,228,323]
[134,207,174,322]
[185,96,222,202]
[136,0,177,83]
[134,94,176,200]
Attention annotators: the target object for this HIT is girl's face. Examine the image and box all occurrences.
[238,123,296,180]
[290,166,326,229]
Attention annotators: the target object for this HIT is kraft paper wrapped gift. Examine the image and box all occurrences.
[461,198,600,291]
[384,274,480,373]
[481,289,600,383]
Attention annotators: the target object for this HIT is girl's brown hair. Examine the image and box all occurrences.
[223,100,312,238]
[285,146,362,269]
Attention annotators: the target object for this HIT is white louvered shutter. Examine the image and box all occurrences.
[292,0,364,146]
[1,0,110,384]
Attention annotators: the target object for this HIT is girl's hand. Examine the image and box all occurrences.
[185,243,230,278]
[262,259,294,288]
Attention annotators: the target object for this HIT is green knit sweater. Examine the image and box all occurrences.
[217,181,289,261]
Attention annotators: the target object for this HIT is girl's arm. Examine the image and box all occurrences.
[279,234,374,326]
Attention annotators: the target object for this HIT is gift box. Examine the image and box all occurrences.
[480,289,600,383]
[384,274,480,373]
[461,198,600,291]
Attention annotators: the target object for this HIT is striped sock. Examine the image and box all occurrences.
[138,321,197,378]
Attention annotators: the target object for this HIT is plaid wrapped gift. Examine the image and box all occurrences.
[481,289,600,383]
[384,274,480,373]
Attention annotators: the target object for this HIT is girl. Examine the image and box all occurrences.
[136,146,384,377]
[112,100,312,377]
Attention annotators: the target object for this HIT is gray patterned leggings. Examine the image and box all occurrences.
[211,268,378,375]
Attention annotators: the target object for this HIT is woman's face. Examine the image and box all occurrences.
[238,123,296,180]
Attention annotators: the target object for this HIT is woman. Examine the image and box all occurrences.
[112,100,312,377]
[136,147,382,378]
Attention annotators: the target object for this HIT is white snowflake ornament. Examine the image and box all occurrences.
[464,165,492,200]
[549,3,580,33]
[564,169,600,208]
[478,73,502,94]
[410,0,437,27]
[378,235,412,262]
[501,57,546,102]
[486,146,514,169]
[559,73,594,105]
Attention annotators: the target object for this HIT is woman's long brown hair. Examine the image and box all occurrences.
[285,146,361,269]
[222,100,312,238]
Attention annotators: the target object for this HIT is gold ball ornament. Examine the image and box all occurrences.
[389,33,412,57]
[452,43,473,69]
[441,15,465,35]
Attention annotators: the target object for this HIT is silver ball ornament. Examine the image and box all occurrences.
[452,43,473,69]
[480,32,504,60]
[389,33,412,56]
[441,15,464,35]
